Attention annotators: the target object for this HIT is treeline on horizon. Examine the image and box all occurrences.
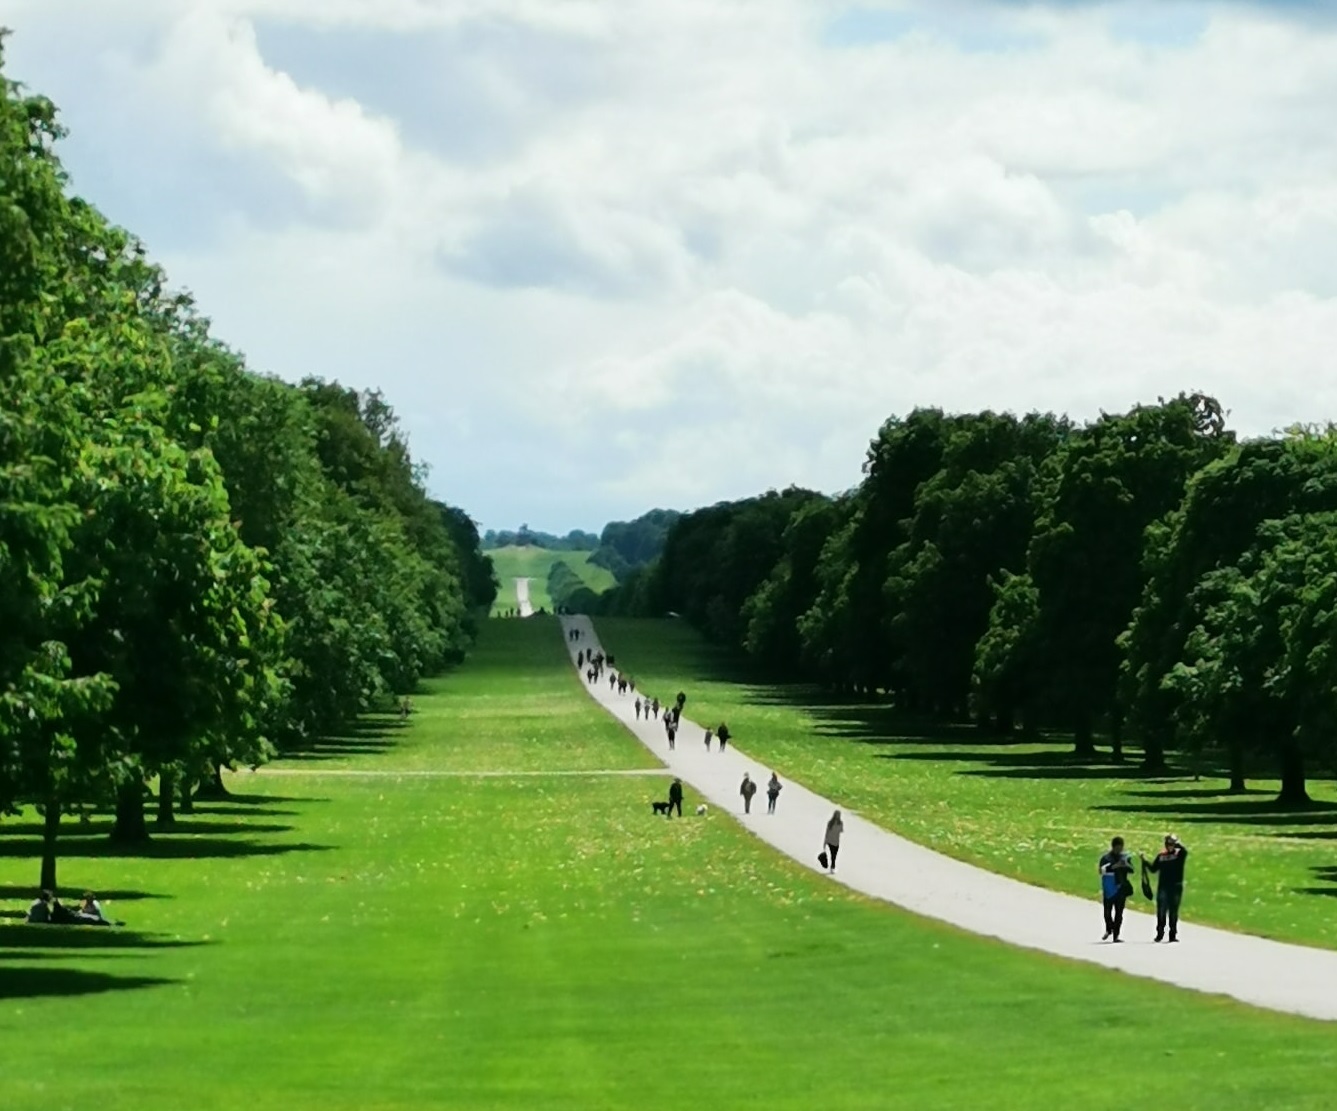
[0,44,496,888]
[486,509,681,583]
[598,393,1337,804]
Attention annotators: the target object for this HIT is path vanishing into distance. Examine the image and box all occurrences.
[563,615,1337,1022]
[515,577,534,617]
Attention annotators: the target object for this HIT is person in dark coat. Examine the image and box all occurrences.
[1144,834,1189,942]
[740,773,758,814]
[716,723,731,752]
[1098,836,1134,942]
[667,778,684,819]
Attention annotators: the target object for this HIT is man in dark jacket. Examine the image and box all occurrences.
[667,778,684,819]
[1144,835,1189,942]
[1097,836,1134,942]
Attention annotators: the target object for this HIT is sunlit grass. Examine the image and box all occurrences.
[4,616,1337,1109]
[597,617,1337,951]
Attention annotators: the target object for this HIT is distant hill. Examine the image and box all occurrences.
[487,546,617,615]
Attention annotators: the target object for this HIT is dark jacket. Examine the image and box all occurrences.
[668,781,683,805]
[1148,845,1189,889]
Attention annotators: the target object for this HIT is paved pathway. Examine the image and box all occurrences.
[515,577,534,617]
[564,615,1337,1021]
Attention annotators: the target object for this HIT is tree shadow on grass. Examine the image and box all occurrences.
[0,819,294,839]
[1295,866,1337,897]
[878,748,1149,782]
[0,836,332,862]
[278,721,404,762]
[0,926,209,951]
[0,886,166,902]
[0,967,178,1000]
[1094,797,1337,828]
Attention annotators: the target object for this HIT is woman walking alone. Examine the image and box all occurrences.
[766,773,782,815]
[823,810,844,874]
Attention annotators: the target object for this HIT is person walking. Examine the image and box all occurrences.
[740,773,758,814]
[716,722,731,752]
[704,727,713,752]
[668,777,684,819]
[766,773,782,815]
[823,810,844,874]
[1144,834,1189,942]
[634,697,643,720]
[666,719,677,751]
[1098,836,1135,942]
[651,698,660,721]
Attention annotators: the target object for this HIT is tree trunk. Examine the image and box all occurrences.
[193,763,229,800]
[1141,725,1167,773]
[1277,745,1309,806]
[180,775,195,814]
[40,798,60,892]
[110,780,149,844]
[156,771,176,829]
[1228,738,1246,793]
[1110,712,1124,763]
[1072,713,1095,758]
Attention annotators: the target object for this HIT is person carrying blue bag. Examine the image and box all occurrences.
[1098,836,1135,942]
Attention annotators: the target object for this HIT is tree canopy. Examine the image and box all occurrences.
[0,42,494,887]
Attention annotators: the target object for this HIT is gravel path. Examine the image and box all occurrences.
[565,615,1337,1021]
[515,577,534,617]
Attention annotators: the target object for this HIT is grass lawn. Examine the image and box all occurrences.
[5,617,1337,1109]
[487,546,617,615]
[597,617,1337,952]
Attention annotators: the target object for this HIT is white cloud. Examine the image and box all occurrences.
[4,0,1337,528]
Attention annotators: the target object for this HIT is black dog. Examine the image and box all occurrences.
[651,801,671,816]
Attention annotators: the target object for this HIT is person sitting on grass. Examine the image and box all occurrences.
[26,890,53,924]
[77,892,111,925]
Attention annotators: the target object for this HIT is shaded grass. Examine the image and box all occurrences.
[597,617,1337,950]
[5,617,1337,1108]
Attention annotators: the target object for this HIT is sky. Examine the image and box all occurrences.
[2,1,1337,533]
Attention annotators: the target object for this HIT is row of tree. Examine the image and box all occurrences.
[603,393,1337,803]
[0,43,495,887]
[483,526,600,550]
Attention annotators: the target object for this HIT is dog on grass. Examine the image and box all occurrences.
[696,804,708,816]
[651,801,671,816]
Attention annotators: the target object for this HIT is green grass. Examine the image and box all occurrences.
[6,617,1337,1109]
[486,546,617,615]
[275,618,659,773]
[597,617,1337,952]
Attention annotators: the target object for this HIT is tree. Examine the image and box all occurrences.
[1019,395,1232,757]
[1122,429,1337,774]
[1165,513,1337,804]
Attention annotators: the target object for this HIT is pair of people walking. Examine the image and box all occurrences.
[739,772,783,815]
[1098,834,1189,943]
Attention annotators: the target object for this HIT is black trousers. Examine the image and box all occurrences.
[1102,895,1127,939]
[826,843,840,869]
[1156,886,1183,939]
[669,798,682,818]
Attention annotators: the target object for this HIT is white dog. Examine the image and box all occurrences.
[696,803,708,816]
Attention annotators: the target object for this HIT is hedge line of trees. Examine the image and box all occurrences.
[0,44,495,888]
[483,526,599,551]
[589,509,681,583]
[603,393,1337,804]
